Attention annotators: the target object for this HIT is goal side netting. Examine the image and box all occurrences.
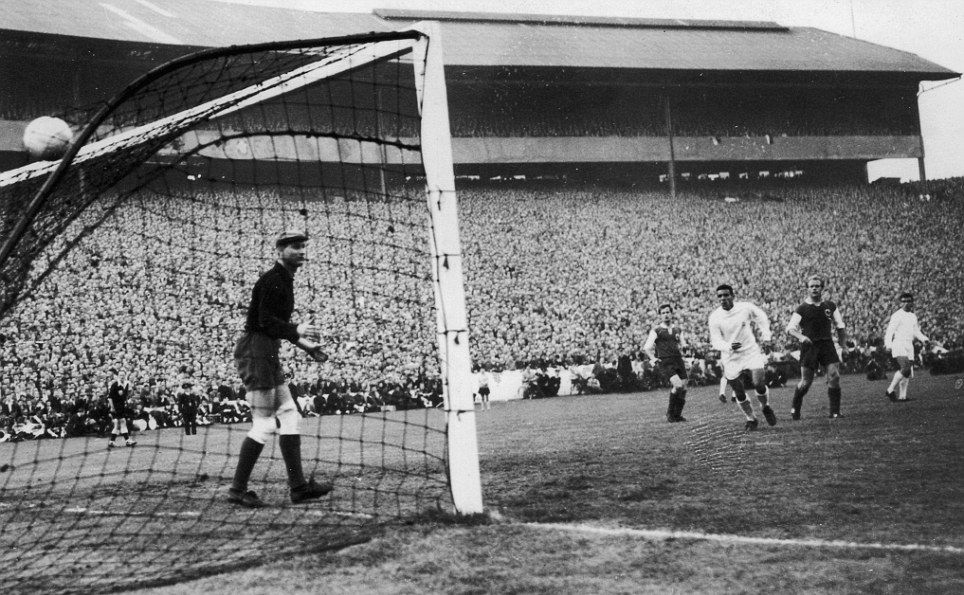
[0,22,480,594]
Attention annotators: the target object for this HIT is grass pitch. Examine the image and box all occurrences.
[132,372,963,594]
[4,373,961,593]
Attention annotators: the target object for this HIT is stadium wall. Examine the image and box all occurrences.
[451,135,923,163]
[1,120,914,165]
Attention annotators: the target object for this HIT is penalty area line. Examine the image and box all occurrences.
[526,522,964,555]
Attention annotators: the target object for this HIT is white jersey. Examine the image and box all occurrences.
[708,301,772,354]
[884,309,928,358]
[709,302,773,380]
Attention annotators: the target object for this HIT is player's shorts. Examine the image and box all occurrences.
[720,344,767,381]
[889,342,915,359]
[234,332,284,391]
[245,383,294,417]
[800,339,840,369]
[478,386,490,397]
[657,357,687,383]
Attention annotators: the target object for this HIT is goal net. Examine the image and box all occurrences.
[0,23,480,593]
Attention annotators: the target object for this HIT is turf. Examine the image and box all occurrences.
[131,372,963,594]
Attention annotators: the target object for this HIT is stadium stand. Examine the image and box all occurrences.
[1,177,961,438]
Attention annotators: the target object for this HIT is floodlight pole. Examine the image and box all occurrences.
[664,92,677,200]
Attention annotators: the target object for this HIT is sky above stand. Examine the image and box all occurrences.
[220,0,963,181]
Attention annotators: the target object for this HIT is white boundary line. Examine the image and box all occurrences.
[0,503,374,521]
[64,507,201,518]
[526,522,964,555]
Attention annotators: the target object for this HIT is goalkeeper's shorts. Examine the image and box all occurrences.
[234,332,284,391]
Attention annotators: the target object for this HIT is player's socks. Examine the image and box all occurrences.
[666,389,680,422]
[279,434,307,490]
[888,371,903,393]
[898,378,909,400]
[231,437,264,492]
[280,434,333,502]
[755,387,769,406]
[737,398,754,421]
[828,386,842,416]
[674,390,687,421]
[791,386,805,417]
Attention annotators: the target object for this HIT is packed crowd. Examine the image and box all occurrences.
[1,176,961,441]
[460,178,964,369]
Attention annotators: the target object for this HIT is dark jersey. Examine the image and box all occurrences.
[652,325,683,359]
[243,262,300,343]
[795,301,839,342]
[107,380,128,415]
[177,392,198,412]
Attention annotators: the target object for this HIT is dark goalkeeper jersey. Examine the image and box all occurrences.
[243,262,299,343]
[795,301,839,342]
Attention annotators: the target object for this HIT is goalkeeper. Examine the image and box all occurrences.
[228,230,332,508]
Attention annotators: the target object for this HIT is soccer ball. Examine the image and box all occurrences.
[22,116,74,160]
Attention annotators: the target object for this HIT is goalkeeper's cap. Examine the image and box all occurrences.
[276,230,309,248]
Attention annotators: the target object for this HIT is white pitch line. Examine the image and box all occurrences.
[527,522,964,555]
[63,507,200,518]
[56,506,371,520]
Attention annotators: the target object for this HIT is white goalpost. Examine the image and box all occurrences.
[412,21,484,516]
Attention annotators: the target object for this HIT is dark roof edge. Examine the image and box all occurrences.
[373,9,788,32]
[795,27,958,76]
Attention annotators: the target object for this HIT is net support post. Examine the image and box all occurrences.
[412,21,484,516]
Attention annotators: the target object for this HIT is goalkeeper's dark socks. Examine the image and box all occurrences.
[279,434,306,491]
[828,386,842,416]
[231,437,264,492]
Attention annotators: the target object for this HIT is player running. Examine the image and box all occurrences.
[786,275,848,419]
[643,303,688,423]
[708,284,777,431]
[884,292,929,402]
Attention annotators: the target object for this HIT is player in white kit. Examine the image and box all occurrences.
[708,284,777,430]
[884,292,929,402]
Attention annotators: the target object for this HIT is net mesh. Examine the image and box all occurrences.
[0,30,458,593]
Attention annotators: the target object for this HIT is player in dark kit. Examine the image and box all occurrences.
[228,230,333,508]
[644,304,688,422]
[786,275,848,419]
[106,369,136,448]
[176,382,200,435]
